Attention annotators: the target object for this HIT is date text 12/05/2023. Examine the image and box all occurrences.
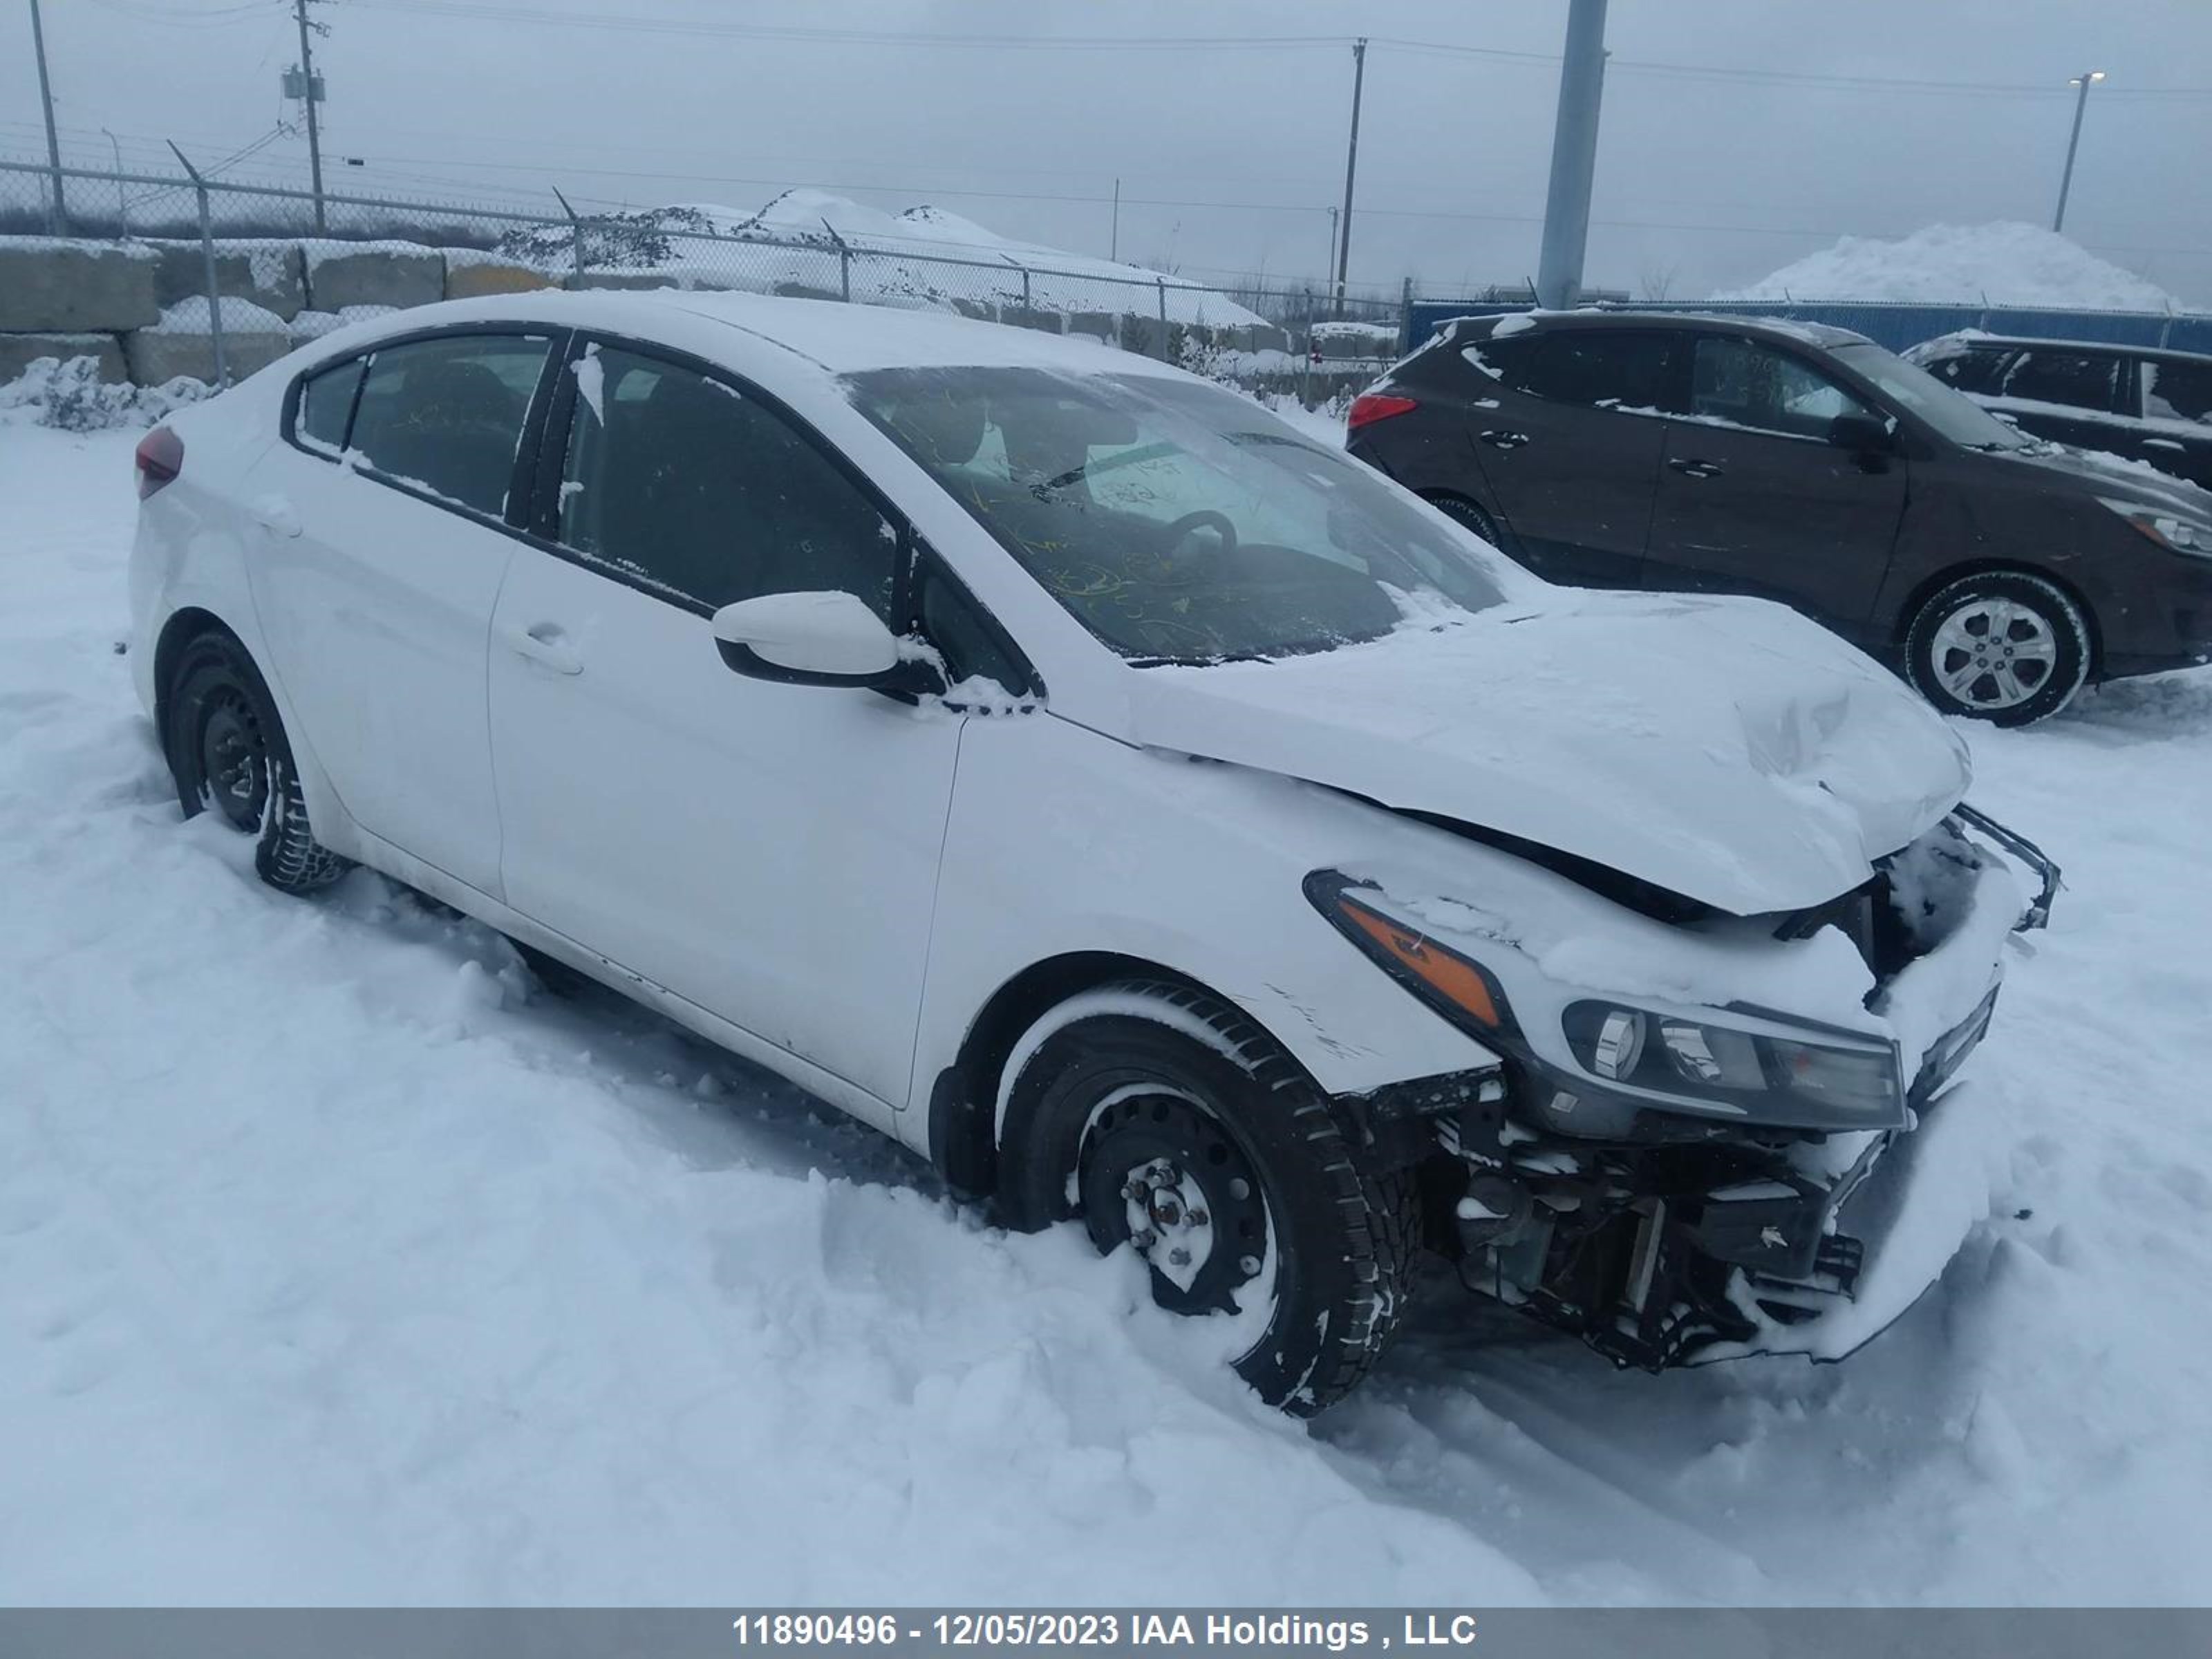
[729,1613,1484,1649]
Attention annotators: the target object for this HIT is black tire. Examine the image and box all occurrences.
[163,630,350,894]
[1903,570,2090,727]
[1422,491,1504,547]
[997,982,1415,1415]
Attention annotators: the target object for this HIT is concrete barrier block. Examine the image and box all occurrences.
[125,326,291,386]
[996,306,1065,334]
[443,254,561,299]
[1065,311,1119,344]
[569,270,678,292]
[0,331,128,385]
[1122,314,1172,360]
[303,243,446,312]
[146,241,306,320]
[0,241,158,332]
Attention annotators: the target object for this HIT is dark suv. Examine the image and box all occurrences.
[1348,312,2212,724]
[1902,332,2212,492]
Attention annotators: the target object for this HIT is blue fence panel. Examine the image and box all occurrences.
[1403,297,2212,360]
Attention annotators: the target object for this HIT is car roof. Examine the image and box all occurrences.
[1918,332,2212,368]
[342,287,1184,379]
[1450,309,1871,350]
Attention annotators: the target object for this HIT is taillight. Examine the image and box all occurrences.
[135,427,183,499]
[1347,392,1418,431]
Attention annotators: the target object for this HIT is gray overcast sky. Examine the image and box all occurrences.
[6,0,2210,302]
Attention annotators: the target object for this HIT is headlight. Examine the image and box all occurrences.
[2099,496,2211,556]
[1564,1000,1902,1125]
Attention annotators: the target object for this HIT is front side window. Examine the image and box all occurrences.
[347,334,552,516]
[2144,360,2212,426]
[1687,337,1875,440]
[847,366,1515,664]
[558,346,897,617]
[2000,350,2121,413]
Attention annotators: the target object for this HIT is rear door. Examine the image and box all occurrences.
[1452,326,1676,586]
[1644,334,1907,635]
[244,328,559,896]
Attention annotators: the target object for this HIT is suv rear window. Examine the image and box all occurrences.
[2000,350,2121,413]
[2144,359,2212,426]
[1462,328,1674,411]
[1919,346,2009,395]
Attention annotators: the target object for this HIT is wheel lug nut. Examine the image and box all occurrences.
[1186,1210,1208,1226]
[1132,1228,1156,1250]
[1168,1248,1191,1266]
[1122,1181,1144,1201]
[1239,1255,1261,1275]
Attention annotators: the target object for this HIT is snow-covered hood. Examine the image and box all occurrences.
[1118,590,1971,916]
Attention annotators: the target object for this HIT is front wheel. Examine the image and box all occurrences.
[1903,570,2090,726]
[997,983,1414,1414]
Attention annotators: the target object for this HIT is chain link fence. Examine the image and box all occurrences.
[1,152,1428,404]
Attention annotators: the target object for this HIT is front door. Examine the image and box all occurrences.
[487,340,962,1115]
[1644,334,1908,636]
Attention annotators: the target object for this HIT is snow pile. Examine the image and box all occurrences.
[149,296,290,337]
[0,354,207,431]
[1720,223,2180,311]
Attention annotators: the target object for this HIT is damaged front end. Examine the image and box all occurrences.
[1314,809,2058,1371]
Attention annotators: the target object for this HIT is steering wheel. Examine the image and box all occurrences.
[1154,509,1237,563]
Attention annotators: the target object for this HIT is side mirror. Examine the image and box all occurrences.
[1828,410,1893,453]
[711,591,902,688]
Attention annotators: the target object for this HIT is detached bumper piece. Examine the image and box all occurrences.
[1956,803,2061,931]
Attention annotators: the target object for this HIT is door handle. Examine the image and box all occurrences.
[1479,429,1530,450]
[501,621,584,675]
[2144,438,2185,452]
[1667,458,1725,478]
[250,494,302,538]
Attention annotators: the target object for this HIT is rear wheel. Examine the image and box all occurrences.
[1422,491,1503,547]
[997,982,1414,1414]
[1904,570,2090,726]
[164,630,350,894]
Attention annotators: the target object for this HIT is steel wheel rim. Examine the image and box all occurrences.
[198,688,268,830]
[1929,598,2059,709]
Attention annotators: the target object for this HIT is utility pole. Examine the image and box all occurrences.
[28,0,67,234]
[1333,36,1367,317]
[2053,68,2104,234]
[1110,177,1120,261]
[1326,206,1339,285]
[1535,0,1609,310]
[294,0,327,234]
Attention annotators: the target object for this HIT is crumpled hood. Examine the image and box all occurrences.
[1118,590,1971,916]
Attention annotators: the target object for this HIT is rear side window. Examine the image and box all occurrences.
[348,334,552,517]
[297,358,363,453]
[1462,329,1674,411]
[1920,347,2009,395]
[2144,360,2212,426]
[2000,350,2121,413]
[557,345,898,619]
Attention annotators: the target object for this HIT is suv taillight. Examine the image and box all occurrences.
[1347,392,1418,431]
[135,427,183,499]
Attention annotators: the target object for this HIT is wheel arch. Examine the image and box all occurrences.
[1889,559,2103,679]
[926,950,1291,1202]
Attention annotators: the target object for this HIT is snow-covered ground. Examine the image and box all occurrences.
[1718,223,2184,311]
[4,414,2211,1604]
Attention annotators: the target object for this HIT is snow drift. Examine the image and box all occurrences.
[1720,223,2180,312]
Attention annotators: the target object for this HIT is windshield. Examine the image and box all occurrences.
[845,366,1515,663]
[1833,342,2034,451]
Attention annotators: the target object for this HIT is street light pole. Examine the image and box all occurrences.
[2052,68,2104,234]
[28,0,68,234]
[1536,0,1609,310]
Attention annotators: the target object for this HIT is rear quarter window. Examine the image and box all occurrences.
[295,357,364,453]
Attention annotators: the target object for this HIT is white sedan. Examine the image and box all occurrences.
[129,291,2051,1411]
